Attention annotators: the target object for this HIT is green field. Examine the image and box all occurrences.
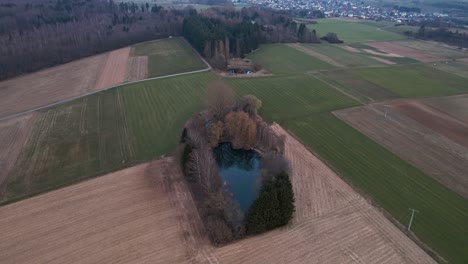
[131,37,206,77]
[2,72,214,204]
[299,43,384,67]
[247,44,334,75]
[227,74,358,121]
[283,113,468,264]
[353,64,468,97]
[309,19,405,43]
[430,61,468,79]
[317,70,400,102]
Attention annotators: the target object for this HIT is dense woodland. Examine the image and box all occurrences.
[405,25,468,49]
[0,0,192,80]
[183,7,320,69]
[180,81,294,244]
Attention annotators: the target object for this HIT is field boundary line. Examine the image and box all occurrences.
[0,59,211,122]
[312,74,364,104]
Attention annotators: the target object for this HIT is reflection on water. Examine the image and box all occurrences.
[214,143,262,213]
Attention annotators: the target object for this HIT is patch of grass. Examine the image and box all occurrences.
[396,40,468,59]
[317,70,400,102]
[353,64,468,97]
[299,43,384,67]
[282,113,468,264]
[227,74,358,122]
[309,19,405,43]
[247,44,334,75]
[132,37,206,77]
[430,61,468,79]
[3,72,214,204]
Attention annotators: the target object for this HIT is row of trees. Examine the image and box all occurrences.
[404,25,468,49]
[182,7,321,69]
[0,0,189,80]
[180,80,294,244]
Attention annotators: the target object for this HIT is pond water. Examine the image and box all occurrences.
[214,143,262,213]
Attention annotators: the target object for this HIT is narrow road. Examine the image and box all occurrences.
[0,52,212,122]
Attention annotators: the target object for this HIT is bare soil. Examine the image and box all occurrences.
[214,125,434,263]
[95,48,130,89]
[0,47,131,118]
[368,56,396,65]
[337,45,361,53]
[335,105,468,198]
[458,58,468,62]
[125,56,148,82]
[0,113,36,195]
[363,48,403,57]
[0,126,434,263]
[365,42,445,62]
[423,94,468,124]
[288,43,345,67]
[0,158,216,264]
[386,100,468,148]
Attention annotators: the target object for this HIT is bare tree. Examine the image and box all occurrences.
[205,79,235,120]
[224,111,257,150]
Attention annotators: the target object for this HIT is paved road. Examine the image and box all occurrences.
[0,50,211,122]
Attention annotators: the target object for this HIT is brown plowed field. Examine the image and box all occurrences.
[459,58,468,62]
[369,56,396,65]
[0,158,215,264]
[0,113,36,194]
[424,94,468,124]
[95,48,130,89]
[214,125,434,263]
[365,42,445,62]
[335,105,468,198]
[125,56,148,82]
[386,100,468,148]
[0,47,131,118]
[0,126,434,263]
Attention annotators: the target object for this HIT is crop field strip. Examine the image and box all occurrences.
[131,37,207,77]
[335,104,468,199]
[308,19,405,43]
[353,64,468,98]
[423,94,468,124]
[1,72,214,204]
[246,44,335,75]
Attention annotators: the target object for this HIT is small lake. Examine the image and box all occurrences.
[214,143,262,213]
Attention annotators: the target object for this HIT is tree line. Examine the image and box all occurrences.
[404,25,468,49]
[0,0,189,80]
[182,7,320,69]
[179,80,294,244]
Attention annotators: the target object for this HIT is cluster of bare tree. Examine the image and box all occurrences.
[0,0,189,80]
[179,80,291,244]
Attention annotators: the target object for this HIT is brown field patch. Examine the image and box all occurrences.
[363,48,403,58]
[288,44,345,68]
[337,45,361,53]
[0,53,107,117]
[0,47,131,118]
[386,100,468,148]
[459,58,468,62]
[0,113,36,195]
[423,94,468,124]
[335,105,468,198]
[125,56,148,82]
[368,56,396,65]
[0,158,216,264]
[0,126,434,263]
[95,47,130,89]
[214,124,434,263]
[366,42,445,62]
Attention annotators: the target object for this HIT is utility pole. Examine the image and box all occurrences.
[408,208,419,231]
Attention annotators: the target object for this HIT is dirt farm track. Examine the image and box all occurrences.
[0,125,434,264]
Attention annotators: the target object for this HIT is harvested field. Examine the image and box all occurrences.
[288,43,345,67]
[362,48,403,57]
[0,53,108,117]
[214,125,434,264]
[335,105,468,198]
[0,158,216,264]
[369,56,396,65]
[396,40,468,60]
[337,45,361,53]
[125,56,148,82]
[0,113,36,195]
[365,42,445,62]
[0,128,434,264]
[95,48,130,89]
[424,94,468,124]
[386,100,468,148]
